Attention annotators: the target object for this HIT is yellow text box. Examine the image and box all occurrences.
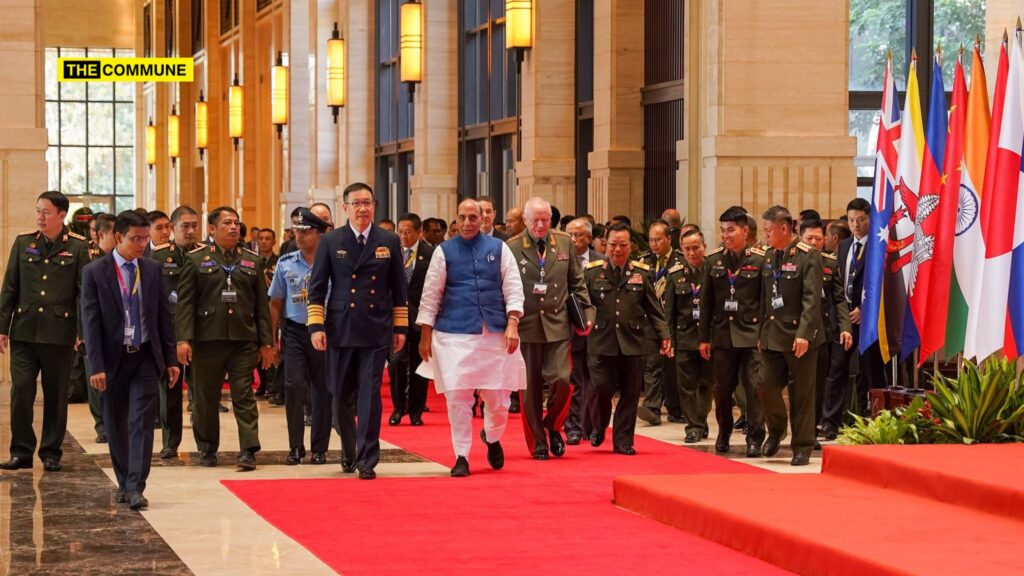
[58,58,194,82]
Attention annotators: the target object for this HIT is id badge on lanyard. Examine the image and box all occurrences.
[534,251,548,295]
[771,270,784,310]
[724,270,739,312]
[115,262,139,344]
[221,264,238,302]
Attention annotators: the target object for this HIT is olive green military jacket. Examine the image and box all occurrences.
[150,242,204,317]
[583,259,669,356]
[175,243,273,346]
[698,245,766,349]
[506,230,590,344]
[638,249,685,302]
[0,228,90,346]
[821,252,851,343]
[664,260,706,351]
[759,237,824,352]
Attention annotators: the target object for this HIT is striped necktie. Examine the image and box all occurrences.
[404,247,414,282]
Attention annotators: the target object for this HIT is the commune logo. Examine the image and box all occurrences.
[58,58,193,82]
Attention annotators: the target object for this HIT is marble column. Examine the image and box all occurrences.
[409,0,458,223]
[514,0,575,214]
[0,0,48,383]
[588,0,644,225]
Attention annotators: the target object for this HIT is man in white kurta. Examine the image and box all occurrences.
[417,199,526,477]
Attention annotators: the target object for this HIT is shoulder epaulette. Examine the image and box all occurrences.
[19,230,37,236]
[278,251,299,262]
[797,242,813,253]
[189,244,208,254]
[630,260,651,271]
[638,251,653,259]
[706,246,724,257]
[241,246,259,256]
[668,263,686,275]
[585,259,607,270]
[152,243,171,252]
[551,230,570,237]
[822,252,837,261]
[750,246,766,256]
[67,231,87,242]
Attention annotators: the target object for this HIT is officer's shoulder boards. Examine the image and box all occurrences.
[279,251,298,263]
[749,246,766,256]
[630,260,651,272]
[19,230,37,237]
[668,263,686,275]
[822,252,837,261]
[706,246,724,257]
[797,241,813,253]
[152,243,171,252]
[551,230,570,238]
[585,259,606,270]
[67,231,87,242]
[241,246,259,256]
[638,251,653,259]
[189,244,207,254]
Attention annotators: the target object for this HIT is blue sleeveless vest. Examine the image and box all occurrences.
[434,234,508,334]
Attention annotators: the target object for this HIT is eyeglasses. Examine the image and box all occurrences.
[346,200,374,209]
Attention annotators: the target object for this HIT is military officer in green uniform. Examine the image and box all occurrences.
[637,220,685,426]
[175,206,276,470]
[758,206,824,466]
[798,219,852,440]
[664,228,713,443]
[506,197,591,459]
[583,223,671,455]
[699,206,767,457]
[0,191,90,472]
[149,205,204,459]
[67,207,97,405]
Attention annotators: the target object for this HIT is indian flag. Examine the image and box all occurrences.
[946,44,990,357]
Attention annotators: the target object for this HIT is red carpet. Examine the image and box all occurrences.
[223,383,790,575]
[614,445,1024,576]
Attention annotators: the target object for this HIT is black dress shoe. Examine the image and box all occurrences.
[116,489,128,504]
[218,402,230,412]
[532,449,549,460]
[422,405,431,412]
[714,436,730,454]
[388,411,403,426]
[667,415,687,424]
[128,491,149,511]
[159,448,176,460]
[814,441,822,451]
[823,428,838,441]
[565,432,582,446]
[791,452,811,466]
[702,430,710,439]
[549,430,565,457]
[613,446,637,456]
[763,437,782,457]
[43,458,62,472]
[237,450,257,471]
[199,452,218,467]
[746,442,763,458]
[480,429,504,470]
[733,416,747,430]
[638,406,662,426]
[268,395,285,406]
[508,401,521,414]
[590,431,605,448]
[684,431,701,444]
[450,456,470,477]
[0,456,32,470]
[409,415,424,426]
[358,469,376,480]
[311,451,327,465]
[286,447,304,466]
[341,459,356,474]
[96,433,108,444]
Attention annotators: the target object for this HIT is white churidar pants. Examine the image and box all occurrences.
[444,389,511,458]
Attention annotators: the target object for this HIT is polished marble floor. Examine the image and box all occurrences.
[0,382,824,575]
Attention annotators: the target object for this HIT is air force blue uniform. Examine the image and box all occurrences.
[307,224,408,474]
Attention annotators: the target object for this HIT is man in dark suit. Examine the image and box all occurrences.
[564,218,605,444]
[80,211,178,510]
[388,213,435,426]
[478,197,510,241]
[308,182,409,479]
[822,198,882,432]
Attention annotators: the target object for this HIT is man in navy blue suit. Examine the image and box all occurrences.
[81,211,178,510]
[307,183,409,479]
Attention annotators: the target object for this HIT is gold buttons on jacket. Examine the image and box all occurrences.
[352,274,357,279]
[42,275,47,280]
[351,288,356,293]
[40,291,45,296]
[228,309,234,315]
[38,307,44,312]
[350,303,356,308]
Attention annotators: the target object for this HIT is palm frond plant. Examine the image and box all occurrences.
[925,359,1024,444]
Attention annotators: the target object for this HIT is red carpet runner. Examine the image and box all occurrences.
[223,387,789,575]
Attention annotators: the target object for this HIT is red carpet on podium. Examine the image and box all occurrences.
[223,386,790,576]
[614,444,1024,576]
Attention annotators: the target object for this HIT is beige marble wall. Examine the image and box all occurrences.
[682,0,856,232]
[0,0,49,383]
[985,0,1022,86]
[409,0,458,223]
[514,0,575,214]
[334,0,376,223]
[43,0,135,49]
[588,0,644,225]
